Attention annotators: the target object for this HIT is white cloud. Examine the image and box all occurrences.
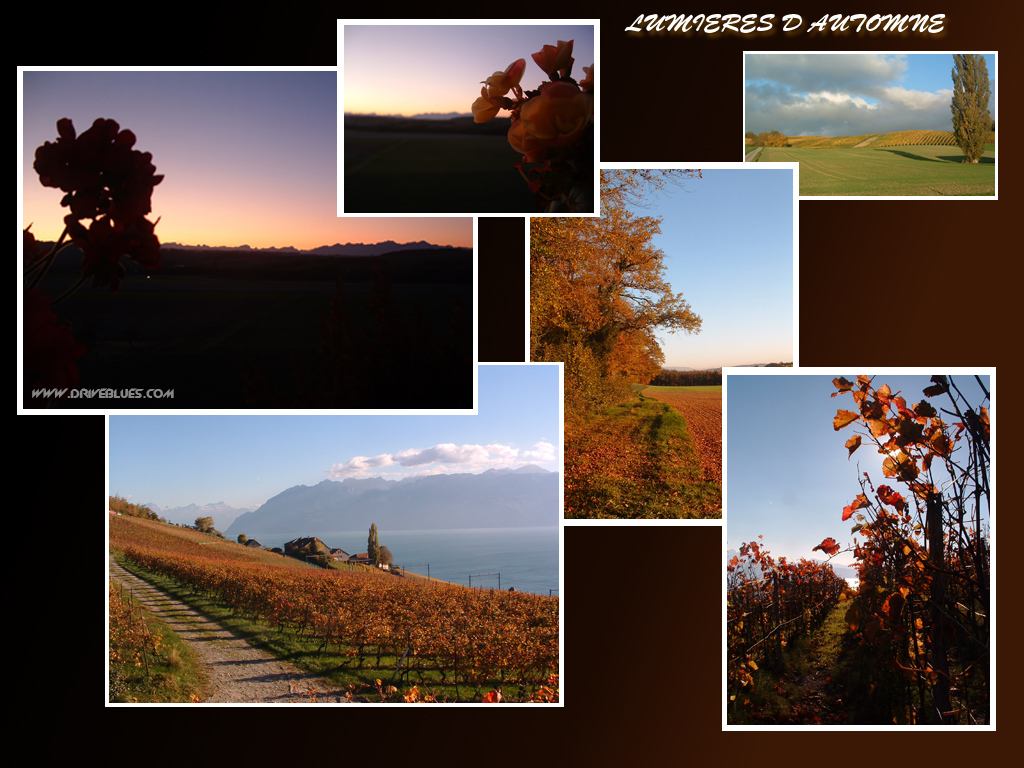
[328,453,396,479]
[881,85,951,112]
[745,53,961,136]
[395,443,492,467]
[522,441,556,462]
[328,440,556,479]
[485,442,520,460]
[746,53,907,99]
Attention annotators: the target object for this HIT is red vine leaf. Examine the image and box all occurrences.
[922,375,948,398]
[844,434,862,458]
[876,485,906,512]
[813,537,840,556]
[876,383,892,406]
[832,377,854,396]
[914,401,937,419]
[865,418,890,438]
[833,409,859,431]
[883,451,918,481]
[842,493,870,521]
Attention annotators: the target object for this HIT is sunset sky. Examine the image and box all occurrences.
[20,69,472,250]
[343,22,595,117]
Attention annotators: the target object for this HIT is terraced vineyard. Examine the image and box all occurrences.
[751,130,996,152]
[787,134,880,149]
[109,515,559,702]
[872,130,960,147]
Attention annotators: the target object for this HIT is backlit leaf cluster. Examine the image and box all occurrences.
[825,375,990,724]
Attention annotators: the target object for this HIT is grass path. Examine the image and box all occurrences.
[641,388,722,487]
[729,600,855,724]
[782,600,853,724]
[564,397,721,519]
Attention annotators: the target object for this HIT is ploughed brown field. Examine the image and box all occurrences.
[643,388,722,486]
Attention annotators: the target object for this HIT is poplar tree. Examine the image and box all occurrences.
[950,54,992,164]
[367,523,380,566]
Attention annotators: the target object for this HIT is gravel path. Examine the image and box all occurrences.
[109,555,351,703]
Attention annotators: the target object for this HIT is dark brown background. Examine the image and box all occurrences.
[65,2,1011,757]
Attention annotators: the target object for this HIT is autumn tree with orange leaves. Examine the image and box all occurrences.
[530,169,703,418]
[822,375,990,725]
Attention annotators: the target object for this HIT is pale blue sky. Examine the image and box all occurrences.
[108,364,561,510]
[621,167,794,370]
[746,53,996,137]
[726,371,991,567]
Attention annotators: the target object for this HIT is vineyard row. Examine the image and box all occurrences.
[122,542,558,692]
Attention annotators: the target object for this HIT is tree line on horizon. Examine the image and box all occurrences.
[746,130,788,147]
[650,368,722,387]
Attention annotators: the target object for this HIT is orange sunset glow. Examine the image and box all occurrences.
[343,23,595,118]
[22,70,471,251]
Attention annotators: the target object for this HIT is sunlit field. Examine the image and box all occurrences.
[755,144,995,196]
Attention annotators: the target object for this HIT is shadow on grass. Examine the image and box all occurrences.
[937,154,995,164]
[878,149,942,163]
[877,149,995,165]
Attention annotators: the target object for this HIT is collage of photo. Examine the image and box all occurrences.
[19,22,995,727]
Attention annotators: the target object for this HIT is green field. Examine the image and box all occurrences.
[345,130,537,212]
[754,144,995,196]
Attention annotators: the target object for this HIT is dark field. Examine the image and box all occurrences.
[27,249,473,409]
[344,119,537,213]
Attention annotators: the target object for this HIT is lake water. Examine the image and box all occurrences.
[259,527,560,596]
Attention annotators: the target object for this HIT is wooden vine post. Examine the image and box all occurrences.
[927,491,950,723]
[772,571,782,675]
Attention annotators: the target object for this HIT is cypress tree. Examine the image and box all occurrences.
[951,54,992,164]
[367,523,380,566]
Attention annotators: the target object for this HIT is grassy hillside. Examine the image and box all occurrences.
[787,134,880,149]
[755,143,995,195]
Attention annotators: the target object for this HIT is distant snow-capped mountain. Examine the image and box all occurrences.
[224,468,559,540]
[144,501,255,531]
